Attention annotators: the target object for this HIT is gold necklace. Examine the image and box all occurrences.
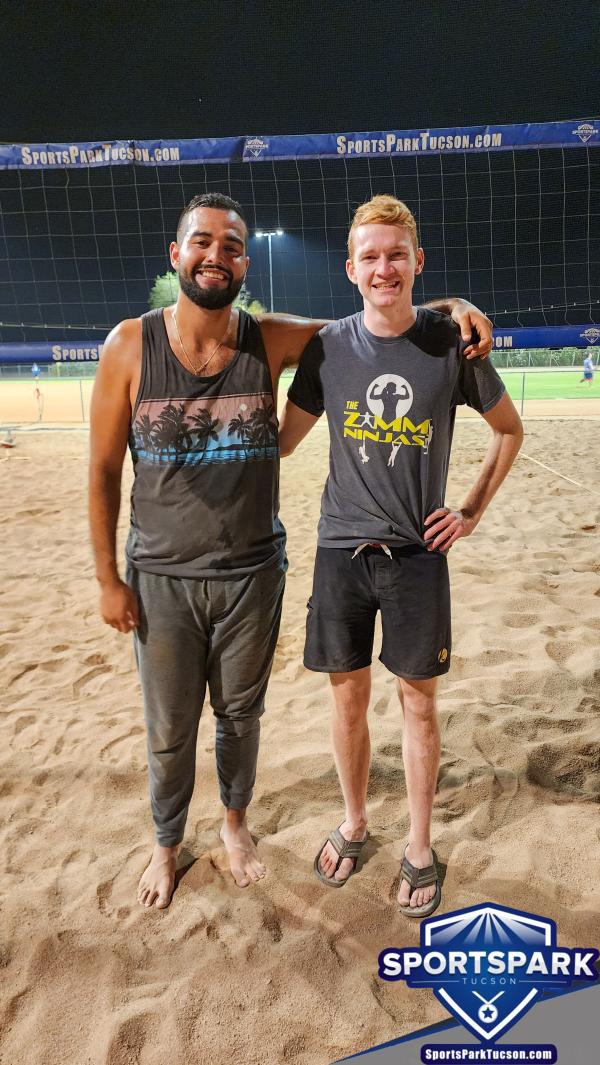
[172,308,231,376]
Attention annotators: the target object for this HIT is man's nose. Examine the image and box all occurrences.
[203,241,225,264]
[375,256,394,276]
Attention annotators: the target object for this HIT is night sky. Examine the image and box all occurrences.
[3,1,599,142]
[1,2,599,341]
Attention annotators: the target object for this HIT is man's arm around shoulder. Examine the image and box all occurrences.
[257,313,330,384]
[259,298,493,383]
[89,318,142,633]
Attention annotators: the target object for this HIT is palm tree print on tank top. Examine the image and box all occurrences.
[131,394,278,466]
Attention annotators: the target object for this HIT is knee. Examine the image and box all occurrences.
[397,682,437,723]
[398,677,436,719]
[215,713,261,739]
[331,695,369,729]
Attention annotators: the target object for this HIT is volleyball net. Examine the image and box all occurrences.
[0,117,599,377]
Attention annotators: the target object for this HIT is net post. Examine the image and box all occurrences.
[79,379,85,422]
[520,372,526,416]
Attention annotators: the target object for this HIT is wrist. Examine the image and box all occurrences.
[96,567,121,587]
[460,505,481,525]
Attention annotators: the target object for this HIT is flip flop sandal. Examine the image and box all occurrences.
[313,825,369,888]
[398,846,441,918]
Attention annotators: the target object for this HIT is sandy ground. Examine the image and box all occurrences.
[1,418,600,1065]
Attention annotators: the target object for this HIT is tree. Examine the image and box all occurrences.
[134,412,156,454]
[189,408,221,460]
[247,404,278,456]
[151,402,193,461]
[228,411,251,458]
[149,271,179,309]
[148,273,266,315]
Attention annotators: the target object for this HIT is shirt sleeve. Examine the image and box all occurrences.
[453,350,506,413]
[287,332,326,417]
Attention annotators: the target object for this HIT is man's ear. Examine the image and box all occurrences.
[169,241,179,270]
[414,247,425,276]
[346,257,357,284]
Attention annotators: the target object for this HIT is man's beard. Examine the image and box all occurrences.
[178,268,245,310]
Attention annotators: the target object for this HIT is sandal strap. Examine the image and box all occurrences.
[328,827,368,859]
[400,854,438,889]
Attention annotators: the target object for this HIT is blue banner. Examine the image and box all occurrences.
[0,341,103,364]
[1,326,598,364]
[1,120,598,169]
[0,138,244,170]
[492,325,600,350]
[242,120,600,161]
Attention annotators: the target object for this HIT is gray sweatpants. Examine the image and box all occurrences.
[127,562,285,847]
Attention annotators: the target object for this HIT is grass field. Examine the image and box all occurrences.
[281,367,598,402]
[499,369,598,401]
[1,368,599,424]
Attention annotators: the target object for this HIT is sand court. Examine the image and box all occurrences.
[1,418,599,1064]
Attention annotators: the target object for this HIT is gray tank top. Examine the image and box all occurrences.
[125,307,285,578]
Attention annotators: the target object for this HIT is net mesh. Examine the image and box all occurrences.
[1,146,599,342]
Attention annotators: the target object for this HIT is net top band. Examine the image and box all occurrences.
[1,119,599,169]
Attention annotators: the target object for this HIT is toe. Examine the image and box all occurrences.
[317,849,329,876]
[321,844,336,877]
[334,857,354,882]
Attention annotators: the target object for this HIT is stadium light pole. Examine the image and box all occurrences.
[255,230,284,311]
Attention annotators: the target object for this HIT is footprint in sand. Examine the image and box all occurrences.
[99,726,145,765]
[105,1014,150,1065]
[503,612,539,628]
[262,908,283,943]
[72,664,112,696]
[96,847,154,920]
[527,738,600,798]
[12,713,37,734]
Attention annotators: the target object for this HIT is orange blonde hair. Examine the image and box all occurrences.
[348,194,419,257]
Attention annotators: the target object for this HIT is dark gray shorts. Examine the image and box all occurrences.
[304,545,451,681]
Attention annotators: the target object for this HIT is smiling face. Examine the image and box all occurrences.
[170,206,250,310]
[346,223,424,314]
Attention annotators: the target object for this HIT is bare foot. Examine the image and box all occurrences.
[318,819,368,883]
[137,843,180,909]
[219,813,266,888]
[397,842,437,910]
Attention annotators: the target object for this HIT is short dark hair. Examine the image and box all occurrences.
[176,192,248,244]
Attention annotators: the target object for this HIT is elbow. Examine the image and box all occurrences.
[495,416,523,454]
[514,418,524,452]
[279,440,295,459]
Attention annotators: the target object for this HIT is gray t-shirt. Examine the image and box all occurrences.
[288,308,505,549]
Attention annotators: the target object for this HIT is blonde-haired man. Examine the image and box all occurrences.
[279,194,523,917]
